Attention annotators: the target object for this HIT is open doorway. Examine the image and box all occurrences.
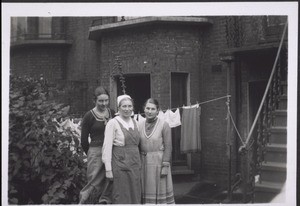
[116,74,151,114]
[248,80,267,131]
[171,72,189,167]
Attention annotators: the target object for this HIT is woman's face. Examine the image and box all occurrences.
[144,102,159,120]
[95,94,109,111]
[118,99,133,118]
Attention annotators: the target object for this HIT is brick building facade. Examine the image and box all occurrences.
[10,16,287,193]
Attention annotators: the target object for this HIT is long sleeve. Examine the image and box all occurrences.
[102,119,115,171]
[162,121,172,163]
[80,112,91,155]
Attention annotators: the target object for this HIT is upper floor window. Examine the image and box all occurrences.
[38,17,52,38]
[11,17,53,41]
[11,17,27,41]
[267,16,287,27]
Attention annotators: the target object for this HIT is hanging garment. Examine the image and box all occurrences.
[139,114,146,122]
[133,114,146,123]
[157,110,165,121]
[164,109,181,128]
[133,114,138,121]
[180,105,201,153]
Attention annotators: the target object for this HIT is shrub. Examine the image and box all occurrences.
[8,75,86,204]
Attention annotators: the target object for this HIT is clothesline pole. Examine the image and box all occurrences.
[225,58,233,202]
[226,95,232,201]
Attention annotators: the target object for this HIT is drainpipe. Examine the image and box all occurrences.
[220,54,234,202]
[226,62,232,202]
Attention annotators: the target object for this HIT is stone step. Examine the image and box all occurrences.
[254,181,284,203]
[255,180,284,193]
[264,143,287,163]
[172,165,195,175]
[254,191,280,203]
[260,162,286,183]
[269,126,287,144]
[281,81,287,95]
[278,95,287,110]
[272,110,287,127]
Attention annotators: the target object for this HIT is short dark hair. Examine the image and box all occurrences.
[94,86,109,100]
[144,98,160,110]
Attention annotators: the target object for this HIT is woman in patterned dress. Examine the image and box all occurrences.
[139,98,175,204]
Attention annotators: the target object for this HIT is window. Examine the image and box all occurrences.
[11,17,27,41]
[38,17,52,38]
[267,16,287,27]
[10,17,53,41]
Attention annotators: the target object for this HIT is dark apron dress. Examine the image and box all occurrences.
[111,120,142,204]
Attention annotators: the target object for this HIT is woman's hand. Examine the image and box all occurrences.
[161,162,170,177]
[106,170,113,180]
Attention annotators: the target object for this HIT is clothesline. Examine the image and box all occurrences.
[137,95,231,115]
[227,106,245,146]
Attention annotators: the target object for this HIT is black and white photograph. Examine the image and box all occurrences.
[2,2,298,205]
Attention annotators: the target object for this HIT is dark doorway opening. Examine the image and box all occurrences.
[248,80,267,164]
[249,80,267,126]
[171,72,188,166]
[117,74,151,114]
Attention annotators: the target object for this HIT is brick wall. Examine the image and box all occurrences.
[99,24,202,109]
[194,17,231,186]
[10,46,64,81]
[64,17,102,113]
[97,21,233,186]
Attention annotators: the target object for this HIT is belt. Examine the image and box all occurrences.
[141,150,164,156]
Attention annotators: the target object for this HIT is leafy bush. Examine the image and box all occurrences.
[8,76,87,204]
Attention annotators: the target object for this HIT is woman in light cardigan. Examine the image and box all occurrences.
[138,98,175,204]
[102,94,141,204]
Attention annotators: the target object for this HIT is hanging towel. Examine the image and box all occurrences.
[157,110,166,121]
[138,114,146,122]
[134,114,139,121]
[164,109,181,128]
[180,105,201,153]
[133,114,146,123]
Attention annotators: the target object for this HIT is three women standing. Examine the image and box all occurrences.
[79,86,115,204]
[80,92,175,204]
[102,95,142,204]
[139,98,175,204]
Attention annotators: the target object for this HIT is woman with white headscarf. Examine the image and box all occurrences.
[102,94,142,204]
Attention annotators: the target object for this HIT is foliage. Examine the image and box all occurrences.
[111,56,126,95]
[8,75,87,204]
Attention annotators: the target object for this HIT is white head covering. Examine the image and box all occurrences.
[117,94,132,106]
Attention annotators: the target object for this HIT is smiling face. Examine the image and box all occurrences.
[95,94,109,111]
[118,98,133,118]
[144,102,159,120]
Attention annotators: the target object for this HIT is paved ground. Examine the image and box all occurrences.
[173,178,244,204]
[173,178,284,204]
